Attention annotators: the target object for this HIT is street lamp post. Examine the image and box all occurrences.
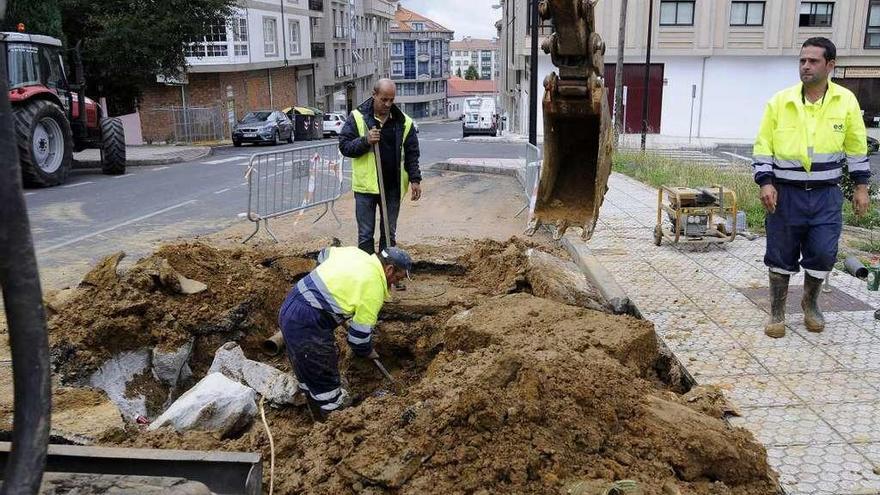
[640,0,654,151]
[529,0,539,147]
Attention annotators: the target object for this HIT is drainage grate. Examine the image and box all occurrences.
[739,286,874,314]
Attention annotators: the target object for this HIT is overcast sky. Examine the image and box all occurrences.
[399,0,501,40]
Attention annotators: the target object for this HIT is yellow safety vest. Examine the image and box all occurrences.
[351,109,414,199]
[752,80,869,184]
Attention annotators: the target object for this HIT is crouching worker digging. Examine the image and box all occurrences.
[278,246,412,420]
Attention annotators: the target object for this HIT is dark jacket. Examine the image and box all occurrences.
[338,98,421,185]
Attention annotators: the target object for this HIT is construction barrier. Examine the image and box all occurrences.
[516,143,542,220]
[243,142,345,243]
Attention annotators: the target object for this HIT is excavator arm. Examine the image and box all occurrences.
[529,0,613,240]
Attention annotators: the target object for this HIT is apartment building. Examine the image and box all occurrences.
[450,37,500,80]
[313,0,396,113]
[498,0,880,140]
[389,5,454,119]
[139,0,324,143]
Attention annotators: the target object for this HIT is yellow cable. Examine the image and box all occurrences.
[259,395,276,495]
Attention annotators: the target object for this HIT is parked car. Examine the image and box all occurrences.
[864,109,880,128]
[232,111,294,146]
[868,135,879,155]
[323,112,346,136]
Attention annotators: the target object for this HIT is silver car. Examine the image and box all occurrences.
[232,111,294,146]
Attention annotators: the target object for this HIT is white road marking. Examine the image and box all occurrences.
[151,166,170,171]
[61,181,94,188]
[214,188,232,194]
[39,200,197,254]
[24,192,35,196]
[237,212,248,218]
[721,151,753,161]
[113,174,136,179]
[204,156,248,165]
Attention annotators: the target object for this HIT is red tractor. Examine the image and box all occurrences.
[3,30,125,187]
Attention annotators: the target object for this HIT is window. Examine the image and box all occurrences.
[659,0,695,26]
[288,20,301,55]
[392,42,403,55]
[233,17,248,56]
[412,22,425,31]
[263,17,278,56]
[418,41,429,54]
[185,18,228,57]
[392,61,404,76]
[799,2,833,27]
[730,1,764,25]
[868,0,880,48]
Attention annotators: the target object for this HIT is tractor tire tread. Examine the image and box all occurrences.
[14,100,73,187]
[100,117,126,175]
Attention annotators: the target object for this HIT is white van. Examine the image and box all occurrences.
[462,97,498,137]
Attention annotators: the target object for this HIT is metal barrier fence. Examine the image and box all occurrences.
[168,106,226,143]
[516,143,542,219]
[243,142,346,243]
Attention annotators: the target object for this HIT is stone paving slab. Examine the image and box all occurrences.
[593,173,880,495]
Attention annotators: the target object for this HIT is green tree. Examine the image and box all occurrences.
[465,65,479,81]
[455,67,462,78]
[3,0,65,39]
[46,0,237,114]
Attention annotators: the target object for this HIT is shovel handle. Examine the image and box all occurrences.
[372,358,395,383]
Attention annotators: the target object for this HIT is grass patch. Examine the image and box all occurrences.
[843,200,880,230]
[853,239,880,254]
[612,151,766,231]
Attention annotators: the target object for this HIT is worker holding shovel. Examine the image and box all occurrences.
[339,79,422,289]
[277,245,412,421]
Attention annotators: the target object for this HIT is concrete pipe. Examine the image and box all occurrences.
[844,256,869,279]
[262,331,286,356]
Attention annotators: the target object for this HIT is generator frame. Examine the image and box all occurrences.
[654,185,738,246]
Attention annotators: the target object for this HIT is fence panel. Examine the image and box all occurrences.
[168,106,226,143]
[243,142,346,243]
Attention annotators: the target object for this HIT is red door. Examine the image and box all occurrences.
[603,63,664,133]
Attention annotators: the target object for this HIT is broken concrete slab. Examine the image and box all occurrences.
[40,472,211,495]
[149,373,256,438]
[524,248,608,312]
[89,349,152,420]
[209,342,301,406]
[152,340,194,389]
[80,252,125,288]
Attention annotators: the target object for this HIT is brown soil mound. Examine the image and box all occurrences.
[74,238,779,495]
[48,242,317,384]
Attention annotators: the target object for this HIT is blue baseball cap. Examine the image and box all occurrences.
[380,247,413,279]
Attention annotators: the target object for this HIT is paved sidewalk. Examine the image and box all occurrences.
[593,173,880,495]
[73,145,211,167]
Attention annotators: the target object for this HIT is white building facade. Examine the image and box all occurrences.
[498,0,880,140]
[450,37,500,80]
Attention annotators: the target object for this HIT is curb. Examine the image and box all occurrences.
[73,147,213,168]
[429,161,520,178]
[560,233,641,318]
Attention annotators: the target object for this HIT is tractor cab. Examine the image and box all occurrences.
[2,29,125,187]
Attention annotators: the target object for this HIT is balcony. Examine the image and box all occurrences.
[311,42,325,58]
[417,52,430,62]
[363,0,395,19]
[308,0,323,11]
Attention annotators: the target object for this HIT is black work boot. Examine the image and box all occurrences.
[765,271,790,338]
[802,274,826,333]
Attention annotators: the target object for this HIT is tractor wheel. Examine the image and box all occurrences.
[100,117,126,175]
[14,99,73,187]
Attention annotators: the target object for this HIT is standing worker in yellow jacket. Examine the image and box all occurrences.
[752,37,871,338]
[277,246,412,420]
[338,79,422,277]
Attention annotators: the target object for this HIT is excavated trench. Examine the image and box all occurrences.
[21,238,779,494]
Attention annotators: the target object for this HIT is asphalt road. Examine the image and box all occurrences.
[25,121,527,288]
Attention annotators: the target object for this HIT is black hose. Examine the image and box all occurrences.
[0,36,52,494]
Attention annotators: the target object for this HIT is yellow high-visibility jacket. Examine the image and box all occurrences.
[752,80,870,186]
[294,246,388,355]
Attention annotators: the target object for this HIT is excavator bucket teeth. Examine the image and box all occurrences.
[531,0,613,240]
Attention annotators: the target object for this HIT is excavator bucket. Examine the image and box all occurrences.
[529,0,613,240]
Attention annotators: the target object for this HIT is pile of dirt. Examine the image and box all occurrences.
[47,242,318,384]
[74,238,779,495]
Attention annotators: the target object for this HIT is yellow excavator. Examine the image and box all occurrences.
[529,0,613,240]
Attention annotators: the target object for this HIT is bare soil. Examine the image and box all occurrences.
[43,238,777,494]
